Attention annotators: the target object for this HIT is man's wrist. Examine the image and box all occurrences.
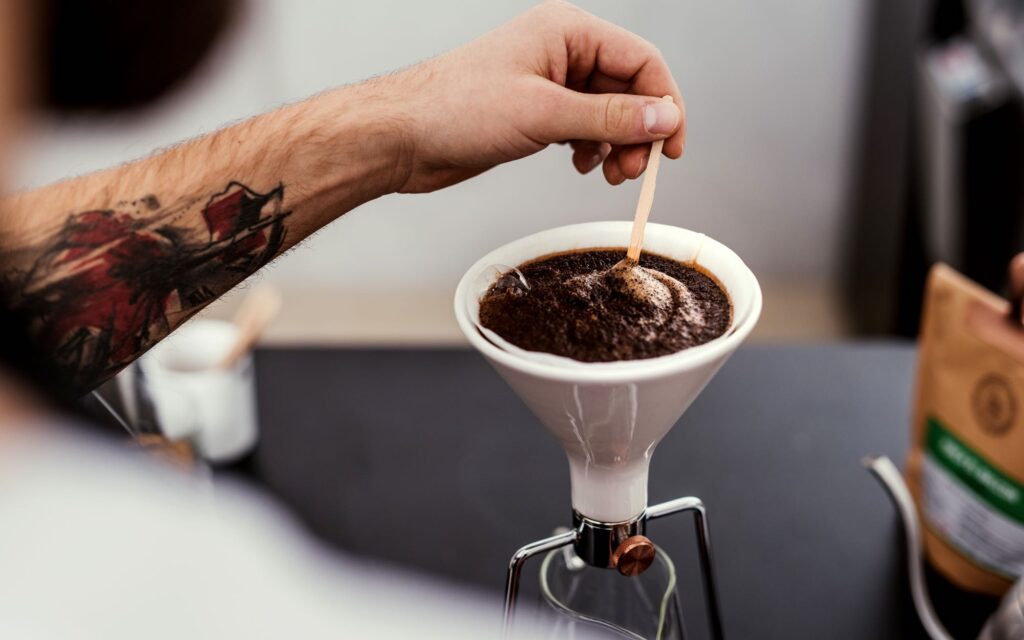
[315,80,416,202]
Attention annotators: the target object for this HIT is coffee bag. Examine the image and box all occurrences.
[907,262,1024,596]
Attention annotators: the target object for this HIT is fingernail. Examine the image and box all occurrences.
[643,102,679,135]
[582,153,602,173]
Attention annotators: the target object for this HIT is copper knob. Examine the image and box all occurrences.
[611,535,656,576]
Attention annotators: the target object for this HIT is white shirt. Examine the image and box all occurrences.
[0,423,553,639]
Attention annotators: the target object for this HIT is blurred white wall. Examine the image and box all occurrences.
[12,0,866,294]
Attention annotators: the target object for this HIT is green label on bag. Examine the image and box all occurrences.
[926,417,1024,524]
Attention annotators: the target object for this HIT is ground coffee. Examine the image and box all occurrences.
[478,249,731,362]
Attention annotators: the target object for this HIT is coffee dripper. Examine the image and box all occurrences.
[454,222,762,639]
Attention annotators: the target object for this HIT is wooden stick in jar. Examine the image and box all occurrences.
[217,286,282,370]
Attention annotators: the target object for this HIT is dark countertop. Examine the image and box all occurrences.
[246,342,999,639]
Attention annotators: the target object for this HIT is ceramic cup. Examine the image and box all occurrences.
[134,319,259,462]
[454,222,762,523]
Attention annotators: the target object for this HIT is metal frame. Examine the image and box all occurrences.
[502,496,724,639]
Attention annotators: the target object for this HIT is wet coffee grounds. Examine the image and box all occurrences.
[478,249,731,362]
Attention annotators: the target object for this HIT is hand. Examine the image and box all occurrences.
[383,0,685,193]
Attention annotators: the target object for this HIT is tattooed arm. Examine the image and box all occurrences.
[0,85,410,393]
[0,1,684,394]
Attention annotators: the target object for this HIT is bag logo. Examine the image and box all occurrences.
[972,374,1017,435]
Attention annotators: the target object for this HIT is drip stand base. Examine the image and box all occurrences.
[502,496,725,639]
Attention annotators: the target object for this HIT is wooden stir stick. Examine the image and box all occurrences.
[625,95,674,263]
[217,286,283,369]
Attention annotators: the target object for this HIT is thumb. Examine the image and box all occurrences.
[534,88,682,145]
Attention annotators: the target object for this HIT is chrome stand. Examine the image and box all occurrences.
[502,496,725,639]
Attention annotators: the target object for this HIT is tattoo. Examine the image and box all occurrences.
[2,181,291,393]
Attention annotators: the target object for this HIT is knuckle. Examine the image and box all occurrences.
[634,38,662,63]
[603,96,632,135]
[537,0,585,24]
[545,0,578,12]
[537,0,568,16]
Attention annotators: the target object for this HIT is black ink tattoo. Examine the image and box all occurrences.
[1,181,291,392]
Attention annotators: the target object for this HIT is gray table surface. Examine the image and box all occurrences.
[247,342,998,639]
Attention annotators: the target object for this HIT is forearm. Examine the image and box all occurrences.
[0,82,410,394]
[0,0,686,398]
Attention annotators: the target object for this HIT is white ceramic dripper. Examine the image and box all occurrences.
[454,221,762,524]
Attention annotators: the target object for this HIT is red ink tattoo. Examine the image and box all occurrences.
[3,181,290,392]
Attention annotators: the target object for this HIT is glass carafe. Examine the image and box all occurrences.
[540,544,684,639]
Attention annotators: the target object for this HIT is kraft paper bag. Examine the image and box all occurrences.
[907,262,1024,596]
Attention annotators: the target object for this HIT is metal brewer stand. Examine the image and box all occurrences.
[503,496,725,639]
